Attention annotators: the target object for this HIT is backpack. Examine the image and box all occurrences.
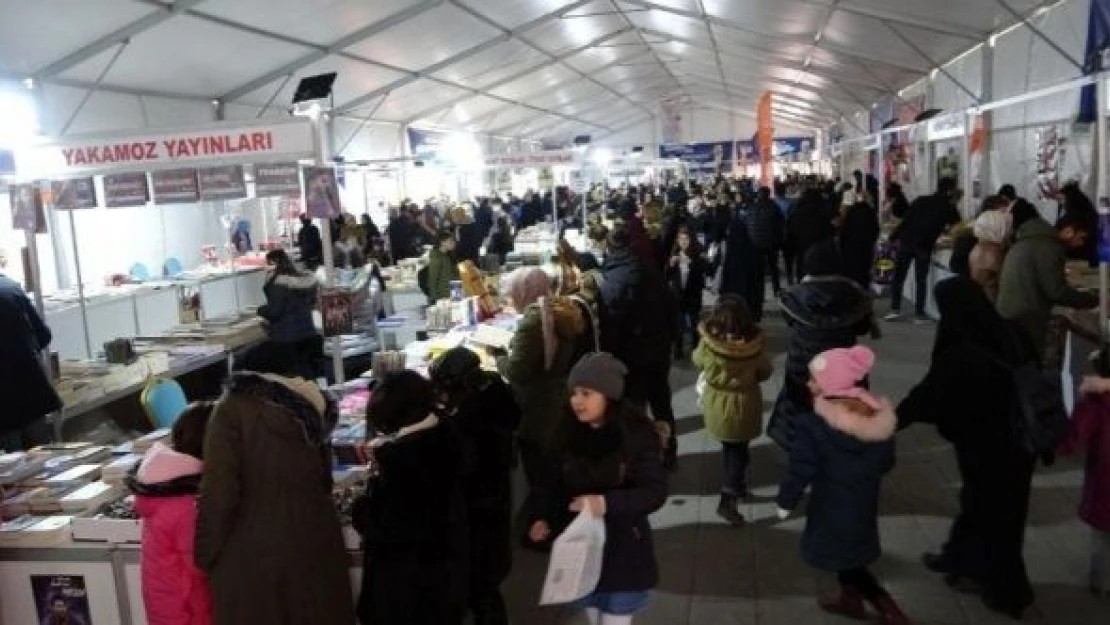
[417,265,430,297]
[1004,358,1069,458]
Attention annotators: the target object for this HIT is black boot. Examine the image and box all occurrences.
[716,493,745,526]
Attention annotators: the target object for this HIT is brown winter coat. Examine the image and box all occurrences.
[692,324,773,443]
[195,373,354,625]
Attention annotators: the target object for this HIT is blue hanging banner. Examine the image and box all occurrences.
[406,127,451,164]
[1079,0,1110,123]
[658,141,734,173]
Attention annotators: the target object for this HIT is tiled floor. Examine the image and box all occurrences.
[503,299,1110,624]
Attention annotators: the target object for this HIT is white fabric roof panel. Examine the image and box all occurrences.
[0,0,149,75]
[344,4,502,72]
[0,0,1074,143]
[199,0,425,46]
[56,16,309,97]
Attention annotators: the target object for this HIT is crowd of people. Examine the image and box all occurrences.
[4,168,1110,625]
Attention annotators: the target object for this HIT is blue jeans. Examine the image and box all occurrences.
[576,590,651,615]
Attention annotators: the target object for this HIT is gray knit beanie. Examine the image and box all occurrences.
[567,352,629,400]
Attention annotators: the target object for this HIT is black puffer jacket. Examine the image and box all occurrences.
[768,276,875,451]
[541,407,668,593]
[600,249,676,366]
[747,199,784,251]
[0,274,61,434]
[259,272,320,344]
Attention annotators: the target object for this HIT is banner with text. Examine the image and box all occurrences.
[152,169,200,205]
[253,162,303,198]
[20,120,314,177]
[198,165,248,201]
[51,177,98,209]
[658,142,734,173]
[103,173,150,207]
[483,150,576,168]
[407,127,451,164]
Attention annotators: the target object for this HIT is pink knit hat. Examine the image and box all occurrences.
[809,346,882,410]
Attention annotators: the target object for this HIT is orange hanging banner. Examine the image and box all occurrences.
[757,92,773,187]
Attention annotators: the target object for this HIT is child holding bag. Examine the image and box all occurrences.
[530,353,668,625]
[775,347,909,625]
[129,402,214,625]
[692,295,772,526]
[1060,366,1110,598]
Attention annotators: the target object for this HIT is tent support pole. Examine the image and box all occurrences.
[1098,71,1109,340]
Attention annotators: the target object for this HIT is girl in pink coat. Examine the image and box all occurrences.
[128,402,214,625]
[1061,374,1110,598]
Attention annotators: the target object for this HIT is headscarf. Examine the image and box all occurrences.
[504,267,551,310]
[972,210,1012,244]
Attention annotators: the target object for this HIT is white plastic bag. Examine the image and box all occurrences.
[695,372,707,408]
[539,510,607,605]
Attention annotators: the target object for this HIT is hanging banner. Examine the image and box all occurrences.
[659,98,684,145]
[757,92,773,186]
[20,119,315,177]
[658,141,734,173]
[253,162,302,197]
[151,168,199,205]
[103,172,150,207]
[407,127,451,164]
[9,183,44,232]
[1078,0,1110,123]
[303,166,342,219]
[736,140,756,167]
[483,150,576,168]
[51,177,97,209]
[198,165,247,201]
[1035,125,1067,200]
[772,137,816,159]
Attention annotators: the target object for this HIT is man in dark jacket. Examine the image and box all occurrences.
[788,188,836,283]
[0,270,60,449]
[747,187,786,298]
[600,224,679,469]
[996,212,1098,355]
[885,178,961,322]
[296,214,323,270]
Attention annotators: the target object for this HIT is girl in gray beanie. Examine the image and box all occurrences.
[529,352,668,625]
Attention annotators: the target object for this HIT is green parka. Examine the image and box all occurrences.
[692,324,773,443]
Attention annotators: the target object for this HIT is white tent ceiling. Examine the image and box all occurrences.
[0,0,1059,143]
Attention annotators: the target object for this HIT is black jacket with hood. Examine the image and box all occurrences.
[0,274,61,434]
[768,275,875,451]
[259,271,320,343]
[600,248,676,366]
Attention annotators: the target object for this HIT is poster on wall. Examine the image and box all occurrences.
[1035,126,1067,200]
[0,148,14,175]
[303,167,341,219]
[198,165,248,201]
[51,177,98,209]
[103,173,150,207]
[31,574,94,625]
[659,98,684,145]
[320,289,353,337]
[254,162,302,197]
[151,169,199,205]
[10,183,45,233]
[936,145,961,183]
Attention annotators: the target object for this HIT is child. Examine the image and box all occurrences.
[666,227,710,359]
[1060,365,1110,598]
[775,347,908,625]
[692,295,772,525]
[529,353,668,625]
[128,402,214,625]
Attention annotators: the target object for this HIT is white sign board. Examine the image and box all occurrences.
[927,115,966,142]
[18,120,316,177]
[570,170,589,193]
[484,150,577,168]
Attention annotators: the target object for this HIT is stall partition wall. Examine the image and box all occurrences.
[830,0,1091,220]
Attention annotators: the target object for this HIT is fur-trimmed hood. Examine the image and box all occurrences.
[813,395,896,444]
[697,322,765,361]
[224,372,337,445]
[271,272,319,291]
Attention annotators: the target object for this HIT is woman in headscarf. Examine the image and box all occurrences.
[897,276,1037,619]
[497,267,586,550]
[949,195,1009,277]
[837,193,881,290]
[967,210,1013,302]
